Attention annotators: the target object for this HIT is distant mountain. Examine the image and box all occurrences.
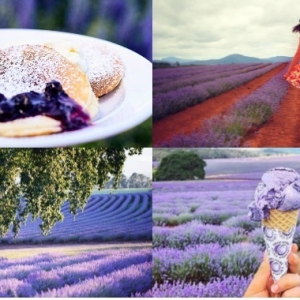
[157,56,196,64]
[155,54,292,66]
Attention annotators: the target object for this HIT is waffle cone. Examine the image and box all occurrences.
[262,209,299,232]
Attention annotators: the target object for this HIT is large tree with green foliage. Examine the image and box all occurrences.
[0,148,142,237]
[154,151,206,181]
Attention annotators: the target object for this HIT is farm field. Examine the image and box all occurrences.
[0,242,151,259]
[1,192,152,244]
[153,63,282,120]
[151,156,300,297]
[242,85,300,147]
[0,191,152,297]
[0,247,152,297]
[153,62,300,147]
[204,155,300,177]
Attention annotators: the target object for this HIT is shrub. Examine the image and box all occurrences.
[155,151,206,181]
[248,228,265,250]
[153,243,262,284]
[195,210,235,225]
[153,222,247,249]
[224,215,260,233]
[143,276,252,297]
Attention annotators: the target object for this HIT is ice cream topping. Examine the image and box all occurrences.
[248,167,300,221]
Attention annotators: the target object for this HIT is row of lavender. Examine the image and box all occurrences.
[153,220,300,249]
[0,248,152,297]
[163,66,289,147]
[154,63,270,93]
[151,179,300,297]
[153,179,255,226]
[154,64,256,83]
[153,62,282,120]
[1,192,152,244]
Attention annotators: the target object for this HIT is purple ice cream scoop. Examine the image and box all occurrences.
[248,167,300,221]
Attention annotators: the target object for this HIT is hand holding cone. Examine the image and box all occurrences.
[248,167,300,281]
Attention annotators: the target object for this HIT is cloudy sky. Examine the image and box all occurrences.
[154,0,300,60]
[123,148,152,178]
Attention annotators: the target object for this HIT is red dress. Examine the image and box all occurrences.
[286,64,300,88]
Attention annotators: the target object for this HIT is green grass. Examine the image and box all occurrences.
[83,118,152,147]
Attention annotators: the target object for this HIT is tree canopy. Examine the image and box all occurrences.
[154,150,206,181]
[0,148,142,237]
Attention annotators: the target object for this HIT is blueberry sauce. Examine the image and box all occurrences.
[0,81,91,131]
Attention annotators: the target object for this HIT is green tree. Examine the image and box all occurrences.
[155,151,206,181]
[0,148,142,237]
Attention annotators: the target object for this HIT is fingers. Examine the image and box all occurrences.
[282,286,300,298]
[291,243,298,253]
[244,244,300,297]
[288,244,299,274]
[266,276,276,297]
[244,256,271,297]
[271,273,300,295]
[288,251,300,274]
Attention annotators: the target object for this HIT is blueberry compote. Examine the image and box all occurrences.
[0,81,91,131]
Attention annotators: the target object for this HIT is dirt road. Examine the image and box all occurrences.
[153,64,287,146]
[242,85,300,147]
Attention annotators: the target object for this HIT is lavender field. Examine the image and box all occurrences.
[161,66,290,147]
[0,248,152,297]
[153,63,281,121]
[1,192,152,244]
[151,156,300,297]
[0,191,153,297]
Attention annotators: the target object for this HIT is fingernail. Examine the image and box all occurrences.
[271,284,279,293]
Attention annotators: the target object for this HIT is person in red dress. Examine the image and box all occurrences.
[284,20,300,87]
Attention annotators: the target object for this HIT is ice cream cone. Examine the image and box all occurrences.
[262,209,299,232]
[248,167,300,282]
[262,209,299,281]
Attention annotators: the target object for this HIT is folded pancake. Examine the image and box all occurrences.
[0,44,98,118]
[45,41,125,97]
[0,116,61,137]
[81,42,125,97]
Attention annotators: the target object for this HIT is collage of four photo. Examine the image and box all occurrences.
[0,0,300,298]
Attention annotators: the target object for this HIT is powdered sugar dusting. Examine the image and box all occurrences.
[0,44,97,117]
[82,42,124,82]
[80,42,124,96]
[0,45,70,98]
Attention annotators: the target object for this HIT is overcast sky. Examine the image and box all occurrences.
[123,148,152,178]
[154,0,300,60]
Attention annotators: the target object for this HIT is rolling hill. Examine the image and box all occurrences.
[154,54,291,66]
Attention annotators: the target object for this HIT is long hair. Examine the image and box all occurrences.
[293,23,300,33]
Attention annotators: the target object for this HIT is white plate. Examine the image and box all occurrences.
[0,29,152,147]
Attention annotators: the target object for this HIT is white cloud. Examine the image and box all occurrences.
[123,148,152,178]
[154,0,300,60]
